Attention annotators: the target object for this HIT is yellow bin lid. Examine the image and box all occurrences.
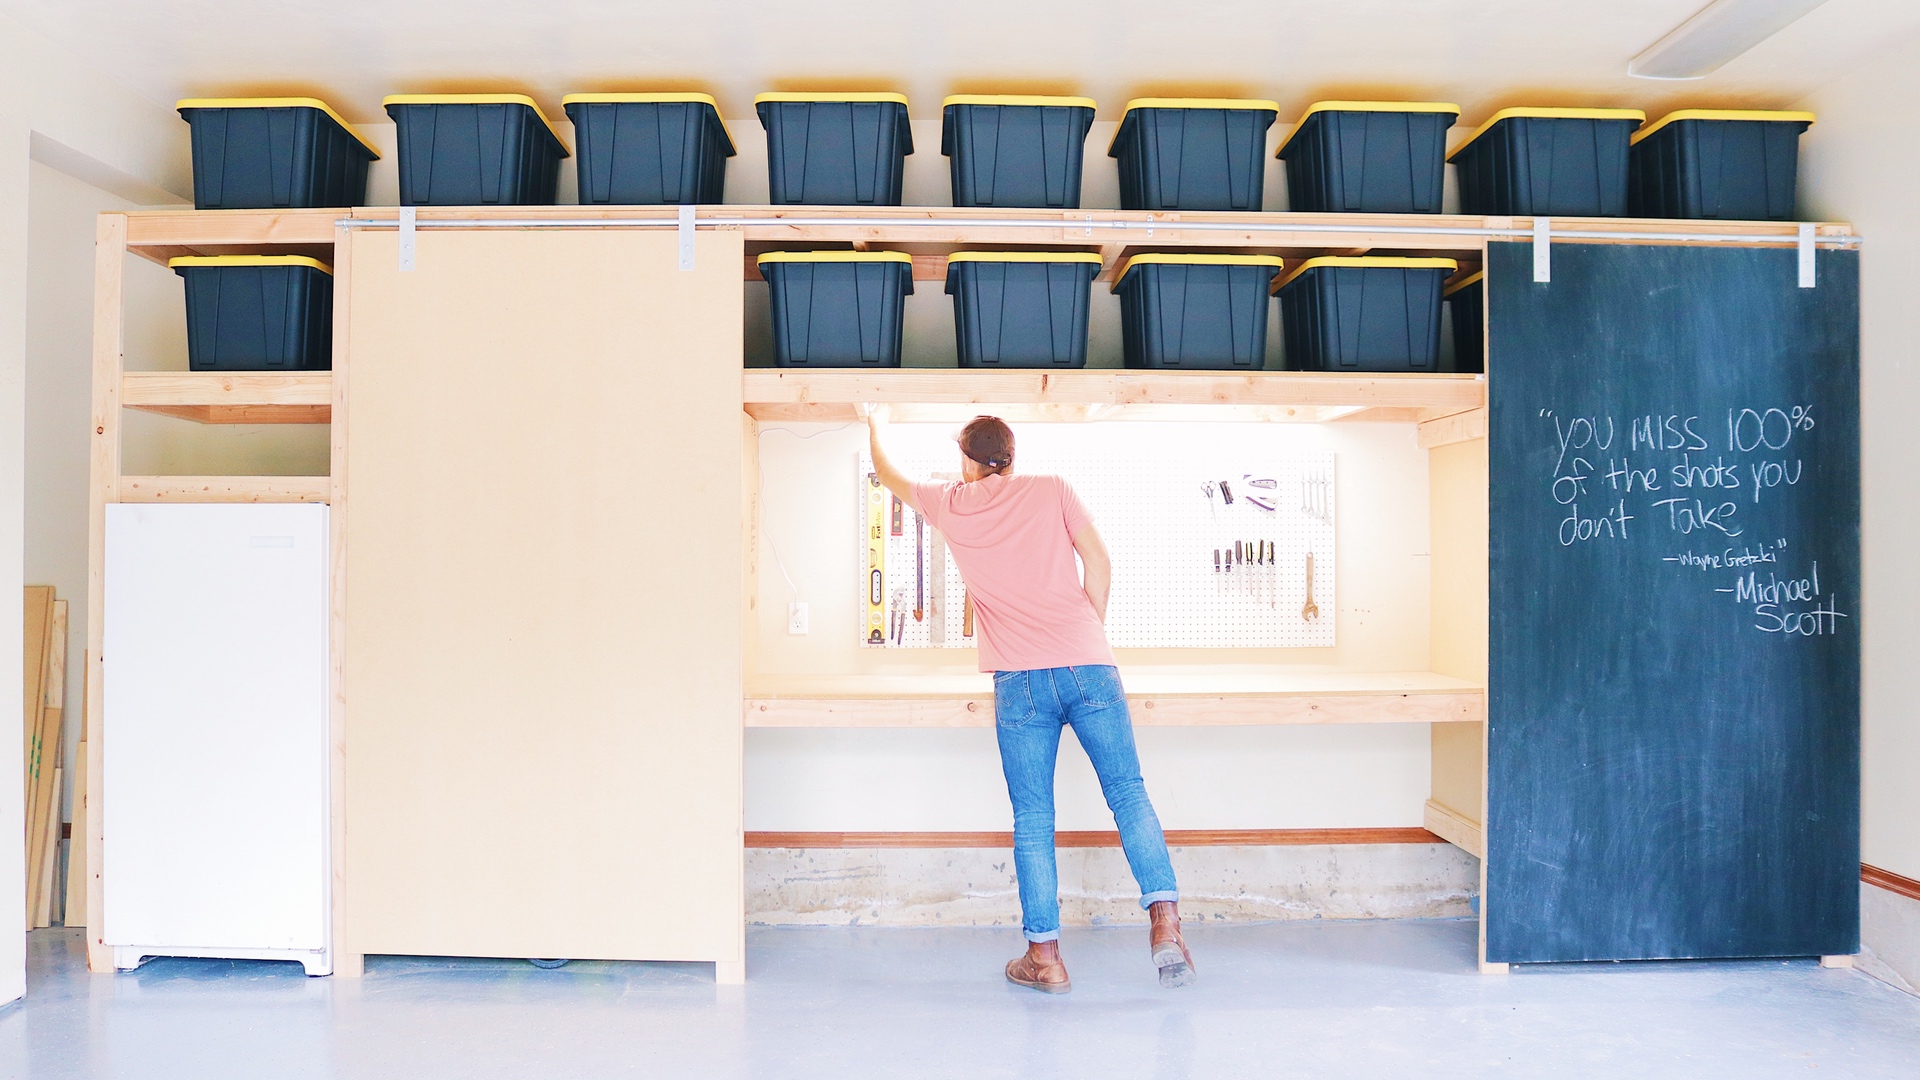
[754,92,909,106]
[942,95,1097,110]
[1113,253,1283,290]
[382,94,569,151]
[1272,256,1456,293]
[1632,109,1815,145]
[1448,107,1646,160]
[1444,270,1485,297]
[946,251,1103,263]
[169,254,333,274]
[1276,100,1460,157]
[559,92,735,154]
[176,97,380,157]
[756,250,914,265]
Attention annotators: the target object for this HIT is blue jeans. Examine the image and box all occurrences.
[993,665,1179,942]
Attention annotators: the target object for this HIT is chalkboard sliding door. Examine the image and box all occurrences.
[1487,242,1859,964]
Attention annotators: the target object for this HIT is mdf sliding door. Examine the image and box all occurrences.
[341,228,744,966]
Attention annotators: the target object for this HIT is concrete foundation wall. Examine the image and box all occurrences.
[1860,882,1920,995]
[748,843,1478,928]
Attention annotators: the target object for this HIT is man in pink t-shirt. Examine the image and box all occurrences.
[868,407,1193,994]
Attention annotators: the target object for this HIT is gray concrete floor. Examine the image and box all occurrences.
[2,920,1917,1079]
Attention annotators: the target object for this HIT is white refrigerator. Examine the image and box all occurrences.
[102,503,331,975]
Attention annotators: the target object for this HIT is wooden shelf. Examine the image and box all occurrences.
[118,206,1857,272]
[743,368,1484,423]
[746,670,1483,728]
[1423,799,1484,859]
[117,476,330,503]
[121,372,332,424]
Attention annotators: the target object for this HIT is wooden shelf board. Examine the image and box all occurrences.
[118,208,1855,271]
[1423,798,1484,859]
[746,670,1484,728]
[117,475,330,503]
[743,369,1484,422]
[124,209,339,265]
[121,372,332,424]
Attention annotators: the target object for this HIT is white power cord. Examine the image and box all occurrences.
[758,423,860,601]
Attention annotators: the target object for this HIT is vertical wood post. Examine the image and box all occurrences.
[84,213,126,973]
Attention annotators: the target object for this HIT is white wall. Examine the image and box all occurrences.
[1795,30,1920,888]
[27,161,327,842]
[748,419,1438,831]
[1,8,189,1005]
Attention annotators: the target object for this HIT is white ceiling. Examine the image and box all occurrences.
[6,0,1916,125]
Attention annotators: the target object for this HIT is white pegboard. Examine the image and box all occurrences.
[859,450,1335,649]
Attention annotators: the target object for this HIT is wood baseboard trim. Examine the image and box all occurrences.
[745,828,1444,849]
[1863,863,1920,902]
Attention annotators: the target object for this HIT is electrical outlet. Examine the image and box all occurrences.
[787,602,809,635]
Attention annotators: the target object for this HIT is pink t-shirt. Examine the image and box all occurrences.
[912,473,1116,673]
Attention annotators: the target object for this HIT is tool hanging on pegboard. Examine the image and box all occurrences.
[860,461,974,649]
[865,473,887,645]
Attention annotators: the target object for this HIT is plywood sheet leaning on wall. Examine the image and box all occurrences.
[29,600,68,927]
[341,227,746,966]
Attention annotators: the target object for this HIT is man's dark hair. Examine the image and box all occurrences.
[959,416,1014,474]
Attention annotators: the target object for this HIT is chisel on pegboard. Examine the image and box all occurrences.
[914,510,925,622]
[866,473,887,645]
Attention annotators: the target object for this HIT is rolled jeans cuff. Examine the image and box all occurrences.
[1023,929,1060,943]
[1139,890,1179,910]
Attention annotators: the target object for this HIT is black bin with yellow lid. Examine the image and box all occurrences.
[758,251,914,367]
[1274,256,1456,372]
[1114,254,1284,370]
[171,255,333,372]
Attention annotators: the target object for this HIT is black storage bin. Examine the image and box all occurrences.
[1443,271,1484,374]
[170,255,333,371]
[177,97,378,210]
[758,252,914,367]
[1629,110,1815,221]
[1108,98,1280,211]
[1113,254,1283,370]
[755,93,913,205]
[944,252,1101,368]
[1449,108,1644,216]
[382,94,569,206]
[1273,257,1455,372]
[941,96,1096,208]
[1276,100,1458,214]
[562,92,735,205]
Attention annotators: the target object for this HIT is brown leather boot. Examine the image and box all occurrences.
[1005,940,1071,994]
[1149,901,1196,988]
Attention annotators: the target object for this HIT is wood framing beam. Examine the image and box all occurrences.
[124,209,339,265]
[1423,798,1484,859]
[746,828,1446,848]
[85,213,126,972]
[746,689,1483,728]
[1418,407,1487,449]
[327,224,359,977]
[122,372,334,424]
[117,476,331,503]
[743,369,1485,421]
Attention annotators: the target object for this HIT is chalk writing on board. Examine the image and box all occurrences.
[1540,407,1846,637]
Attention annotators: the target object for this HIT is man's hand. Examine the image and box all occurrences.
[866,403,919,513]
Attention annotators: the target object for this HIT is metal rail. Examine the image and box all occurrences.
[335,213,1862,247]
